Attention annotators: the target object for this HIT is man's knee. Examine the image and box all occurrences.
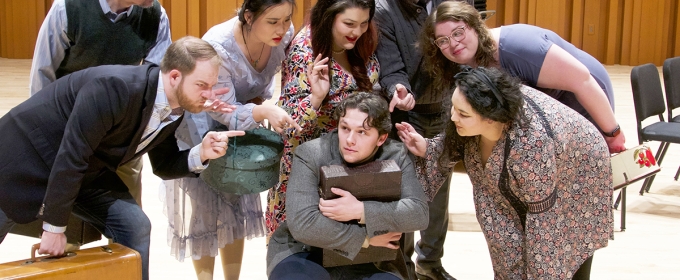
[110,206,151,242]
[130,213,152,239]
[270,253,330,280]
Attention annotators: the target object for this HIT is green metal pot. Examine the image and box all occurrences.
[200,127,284,194]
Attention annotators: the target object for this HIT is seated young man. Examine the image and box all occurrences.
[266,92,429,279]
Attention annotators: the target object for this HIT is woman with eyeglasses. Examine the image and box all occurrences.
[397,67,614,280]
[419,1,625,154]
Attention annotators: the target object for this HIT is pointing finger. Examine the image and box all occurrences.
[286,117,303,132]
[389,96,398,112]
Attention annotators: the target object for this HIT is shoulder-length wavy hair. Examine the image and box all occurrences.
[419,1,496,93]
[438,67,525,169]
[309,0,378,91]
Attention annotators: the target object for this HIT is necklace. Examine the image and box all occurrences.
[331,48,345,55]
[242,27,265,67]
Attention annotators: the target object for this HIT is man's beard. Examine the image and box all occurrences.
[175,80,203,113]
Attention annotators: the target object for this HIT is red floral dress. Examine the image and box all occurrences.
[265,25,380,235]
[415,86,614,279]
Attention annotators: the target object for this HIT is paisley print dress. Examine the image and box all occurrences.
[415,86,614,279]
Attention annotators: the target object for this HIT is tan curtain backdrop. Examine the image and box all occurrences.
[1,0,678,66]
[485,0,680,65]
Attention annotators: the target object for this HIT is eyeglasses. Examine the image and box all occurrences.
[433,26,466,49]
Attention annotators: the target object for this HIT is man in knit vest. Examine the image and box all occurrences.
[27,0,172,208]
[29,0,171,96]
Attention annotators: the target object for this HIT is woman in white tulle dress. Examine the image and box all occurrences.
[161,0,298,279]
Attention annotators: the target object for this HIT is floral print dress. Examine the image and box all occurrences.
[415,86,614,279]
[265,25,380,235]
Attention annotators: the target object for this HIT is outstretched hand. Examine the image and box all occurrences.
[199,130,246,162]
[262,105,303,133]
[395,122,427,157]
[307,54,330,108]
[203,88,237,113]
[389,84,415,112]
[203,87,236,113]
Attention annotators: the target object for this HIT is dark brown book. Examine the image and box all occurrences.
[319,160,401,201]
[318,160,402,267]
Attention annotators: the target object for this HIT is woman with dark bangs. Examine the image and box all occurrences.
[398,67,613,279]
[266,0,380,237]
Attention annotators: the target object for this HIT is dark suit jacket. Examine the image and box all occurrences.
[0,64,195,226]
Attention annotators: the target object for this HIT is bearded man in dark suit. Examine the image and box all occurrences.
[0,36,242,280]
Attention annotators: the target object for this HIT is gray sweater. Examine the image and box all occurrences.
[266,131,429,278]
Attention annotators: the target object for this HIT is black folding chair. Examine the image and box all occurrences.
[662,57,680,180]
[630,63,680,195]
[613,63,680,231]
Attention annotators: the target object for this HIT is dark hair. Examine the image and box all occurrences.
[160,36,221,75]
[333,92,391,135]
[310,0,378,91]
[419,1,495,93]
[238,0,297,29]
[439,67,524,168]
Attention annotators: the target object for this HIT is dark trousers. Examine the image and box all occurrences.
[270,252,400,280]
[404,111,451,269]
[0,189,151,280]
[572,255,594,280]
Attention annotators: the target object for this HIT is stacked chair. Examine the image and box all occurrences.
[616,60,680,230]
[662,57,680,181]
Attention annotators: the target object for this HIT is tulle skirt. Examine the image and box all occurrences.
[161,177,266,262]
